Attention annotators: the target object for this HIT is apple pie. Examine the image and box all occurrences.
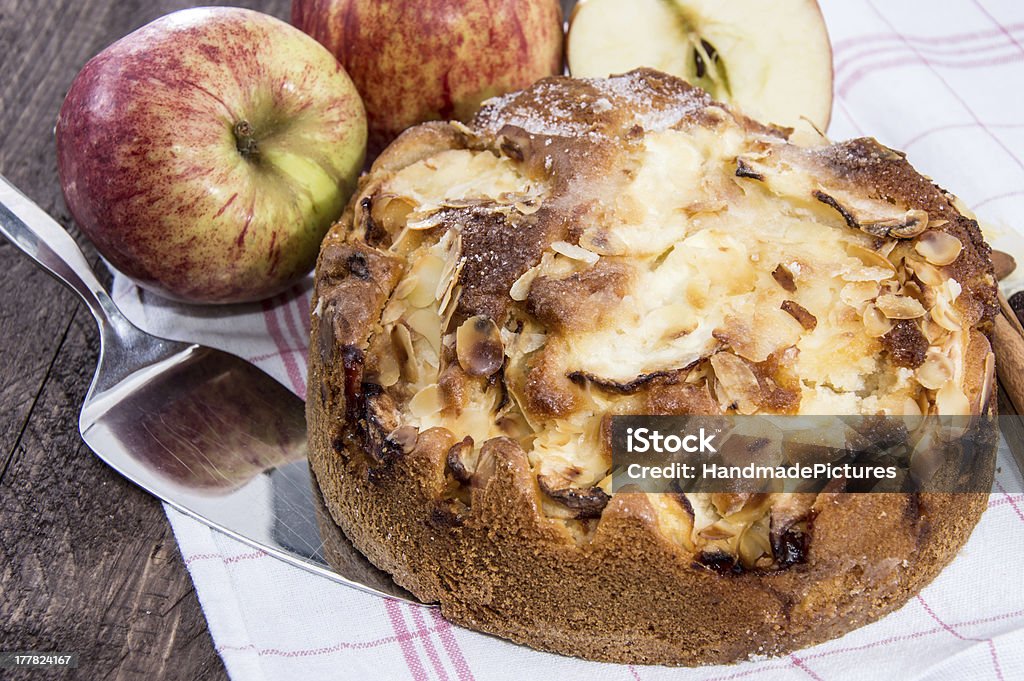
[307,69,999,665]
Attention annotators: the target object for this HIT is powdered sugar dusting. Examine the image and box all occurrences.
[473,70,716,140]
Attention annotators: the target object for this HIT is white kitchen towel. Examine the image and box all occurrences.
[109,0,1024,678]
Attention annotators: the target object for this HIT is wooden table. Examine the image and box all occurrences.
[0,1,287,678]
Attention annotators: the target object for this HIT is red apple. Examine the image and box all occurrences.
[292,0,563,157]
[56,7,367,304]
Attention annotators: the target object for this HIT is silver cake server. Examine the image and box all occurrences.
[0,174,419,604]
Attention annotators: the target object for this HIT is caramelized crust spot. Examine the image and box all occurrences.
[527,261,632,332]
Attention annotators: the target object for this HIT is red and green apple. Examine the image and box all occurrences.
[292,0,564,157]
[57,7,367,304]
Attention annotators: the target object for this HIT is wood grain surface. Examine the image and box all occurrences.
[0,1,286,679]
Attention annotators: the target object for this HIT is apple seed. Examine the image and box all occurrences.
[694,38,719,79]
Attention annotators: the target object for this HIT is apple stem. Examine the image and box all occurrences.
[234,120,259,159]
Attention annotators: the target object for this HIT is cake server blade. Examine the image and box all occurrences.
[0,174,420,605]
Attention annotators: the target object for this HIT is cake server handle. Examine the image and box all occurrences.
[0,174,141,343]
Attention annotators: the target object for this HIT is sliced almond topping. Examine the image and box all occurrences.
[711,493,750,517]
[551,240,599,265]
[886,209,929,238]
[877,239,899,258]
[847,244,896,272]
[499,327,516,349]
[445,436,476,484]
[710,352,761,415]
[438,262,464,319]
[944,279,962,302]
[921,316,946,344]
[738,526,773,568]
[910,430,944,483]
[578,227,628,256]
[716,307,802,363]
[649,495,696,551]
[409,384,443,418]
[392,323,419,383]
[509,266,540,301]
[876,294,926,320]
[841,265,897,282]
[514,199,542,215]
[405,210,446,231]
[862,303,893,338]
[387,425,419,455]
[393,275,418,300]
[935,379,971,415]
[496,412,531,439]
[376,348,401,388]
[406,254,445,308]
[687,277,711,309]
[498,189,542,205]
[699,522,737,541]
[381,299,406,326]
[440,290,462,341]
[615,192,645,223]
[371,194,415,234]
[916,348,954,390]
[930,296,963,332]
[902,397,923,417]
[519,332,548,355]
[456,316,504,377]
[905,257,945,287]
[915,231,963,266]
[683,199,728,216]
[815,190,928,238]
[916,391,931,416]
[406,308,442,354]
[686,494,718,534]
[434,233,464,300]
[840,281,880,311]
[449,120,474,136]
[879,279,901,296]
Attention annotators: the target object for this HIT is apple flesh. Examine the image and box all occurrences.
[567,0,833,132]
[292,0,564,158]
[56,7,367,304]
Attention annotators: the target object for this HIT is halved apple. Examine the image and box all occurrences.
[567,0,833,132]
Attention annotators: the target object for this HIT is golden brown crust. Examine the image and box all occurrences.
[307,69,997,665]
[308,412,988,664]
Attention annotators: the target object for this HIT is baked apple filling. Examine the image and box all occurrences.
[331,73,994,572]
